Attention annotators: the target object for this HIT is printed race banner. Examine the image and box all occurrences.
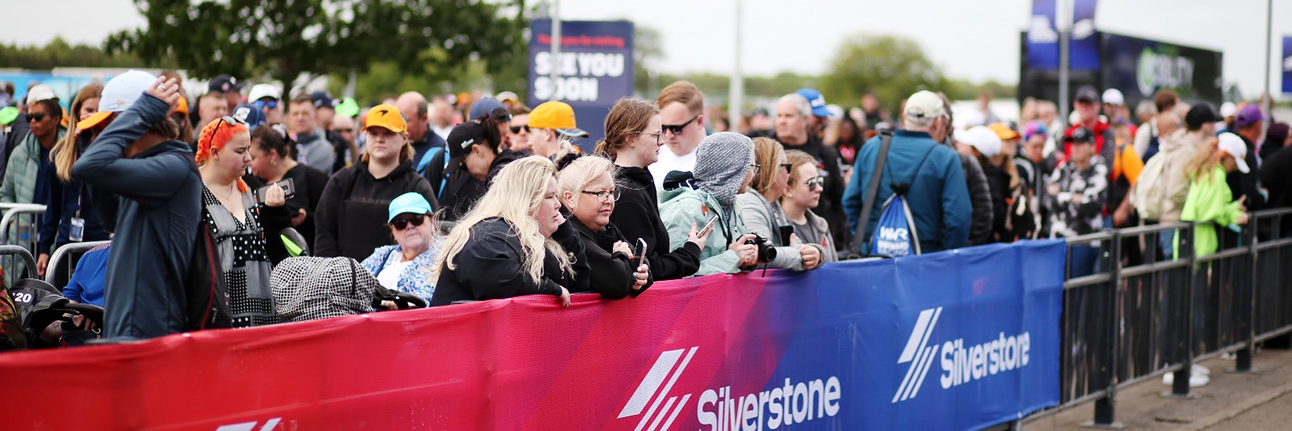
[527,19,634,148]
[0,241,1064,430]
[1283,36,1291,95]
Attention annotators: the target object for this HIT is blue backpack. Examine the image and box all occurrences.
[858,137,936,258]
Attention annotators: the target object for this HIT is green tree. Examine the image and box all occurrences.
[0,37,164,70]
[820,35,946,112]
[105,0,526,86]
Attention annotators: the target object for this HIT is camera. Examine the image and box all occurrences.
[745,234,777,263]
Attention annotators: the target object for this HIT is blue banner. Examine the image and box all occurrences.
[1027,0,1060,70]
[1283,36,1292,95]
[528,19,634,147]
[1069,0,1101,71]
[1027,0,1099,71]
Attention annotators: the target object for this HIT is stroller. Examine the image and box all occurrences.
[0,246,104,349]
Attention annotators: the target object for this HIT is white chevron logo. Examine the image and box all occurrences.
[892,307,942,403]
[618,346,698,431]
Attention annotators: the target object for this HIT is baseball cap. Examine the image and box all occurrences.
[825,104,844,121]
[987,122,1020,141]
[231,103,267,130]
[387,192,434,222]
[1234,104,1267,127]
[334,97,360,118]
[1185,103,1224,130]
[79,69,157,131]
[446,121,486,159]
[1101,88,1125,106]
[208,74,245,93]
[310,91,337,109]
[796,88,830,117]
[1075,86,1100,103]
[175,96,190,115]
[25,85,57,104]
[469,97,507,121]
[0,106,18,125]
[364,103,406,133]
[247,84,281,102]
[1217,132,1250,173]
[903,90,946,123]
[496,91,520,105]
[955,126,1002,157]
[1066,127,1094,143]
[1219,102,1237,118]
[529,101,588,138]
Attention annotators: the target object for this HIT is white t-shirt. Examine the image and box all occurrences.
[377,258,414,290]
[649,146,698,192]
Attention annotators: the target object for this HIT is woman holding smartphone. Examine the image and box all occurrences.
[558,156,650,299]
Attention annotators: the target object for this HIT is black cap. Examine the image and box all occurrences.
[1074,86,1100,103]
[447,122,486,159]
[310,91,337,108]
[208,74,245,93]
[1066,127,1094,143]
[1185,103,1223,131]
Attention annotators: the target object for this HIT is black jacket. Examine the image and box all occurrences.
[572,217,653,299]
[314,161,438,260]
[610,166,701,280]
[776,135,849,251]
[980,158,1011,243]
[436,149,529,221]
[960,152,994,246]
[431,217,589,306]
[1228,135,1266,213]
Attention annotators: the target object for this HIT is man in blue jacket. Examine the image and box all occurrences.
[72,71,202,339]
[843,90,971,254]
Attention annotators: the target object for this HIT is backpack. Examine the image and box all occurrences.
[1131,151,1170,221]
[867,146,937,258]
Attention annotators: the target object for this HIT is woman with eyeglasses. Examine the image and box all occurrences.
[361,193,440,305]
[315,104,438,260]
[36,84,112,280]
[781,150,838,263]
[737,138,824,271]
[557,156,651,299]
[598,98,706,281]
[195,116,286,327]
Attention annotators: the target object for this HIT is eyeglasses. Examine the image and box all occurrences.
[779,162,793,173]
[581,188,622,202]
[254,99,278,110]
[510,124,530,134]
[26,112,49,123]
[390,213,427,230]
[749,164,761,174]
[335,128,353,133]
[806,177,825,189]
[641,131,662,143]
[661,115,699,136]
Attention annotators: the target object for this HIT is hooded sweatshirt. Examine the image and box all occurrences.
[609,166,700,280]
[314,160,437,260]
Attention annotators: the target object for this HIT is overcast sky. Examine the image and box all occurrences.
[4,0,1289,99]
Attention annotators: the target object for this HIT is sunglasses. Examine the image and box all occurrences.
[509,124,530,134]
[390,213,427,230]
[661,115,699,135]
[581,188,622,202]
[779,162,793,173]
[335,128,353,133]
[806,177,825,189]
[254,99,279,110]
[210,115,242,139]
[27,112,51,123]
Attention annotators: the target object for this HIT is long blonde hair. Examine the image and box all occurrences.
[51,83,103,182]
[751,137,786,196]
[1183,138,1222,182]
[431,156,572,283]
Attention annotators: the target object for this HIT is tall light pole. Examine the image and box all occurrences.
[1263,0,1272,135]
[550,0,562,101]
[1057,0,1071,123]
[729,0,744,132]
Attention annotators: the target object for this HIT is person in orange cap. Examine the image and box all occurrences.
[527,100,588,158]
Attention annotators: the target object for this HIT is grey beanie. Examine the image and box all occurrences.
[693,132,754,219]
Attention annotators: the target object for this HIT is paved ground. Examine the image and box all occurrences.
[1023,348,1292,430]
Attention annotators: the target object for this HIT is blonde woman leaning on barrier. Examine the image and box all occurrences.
[430,156,589,307]
[557,155,651,299]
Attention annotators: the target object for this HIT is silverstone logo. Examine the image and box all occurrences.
[621,347,843,431]
[618,347,699,431]
[892,307,1032,403]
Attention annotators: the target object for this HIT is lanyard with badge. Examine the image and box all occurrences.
[69,185,85,242]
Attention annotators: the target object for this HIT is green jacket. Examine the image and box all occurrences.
[1,127,65,204]
[1176,165,1245,258]
[659,186,746,276]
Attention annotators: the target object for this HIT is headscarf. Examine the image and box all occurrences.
[692,132,754,219]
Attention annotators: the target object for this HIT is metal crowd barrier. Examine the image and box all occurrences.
[44,240,111,288]
[0,204,45,286]
[1024,208,1292,428]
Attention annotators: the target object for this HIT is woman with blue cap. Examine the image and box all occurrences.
[361,192,440,305]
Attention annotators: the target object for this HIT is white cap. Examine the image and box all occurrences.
[904,90,945,123]
[248,84,281,102]
[25,85,56,105]
[825,104,844,121]
[1217,132,1249,173]
[1219,102,1237,118]
[98,70,158,113]
[955,125,1002,158]
[1101,88,1124,106]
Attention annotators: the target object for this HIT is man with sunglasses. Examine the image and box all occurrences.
[649,81,707,191]
[247,84,283,125]
[508,104,533,152]
[1,86,64,205]
[774,92,849,251]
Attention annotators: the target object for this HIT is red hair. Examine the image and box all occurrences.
[197,118,251,193]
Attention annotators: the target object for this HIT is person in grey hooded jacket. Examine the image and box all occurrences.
[72,72,201,339]
[737,137,824,271]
